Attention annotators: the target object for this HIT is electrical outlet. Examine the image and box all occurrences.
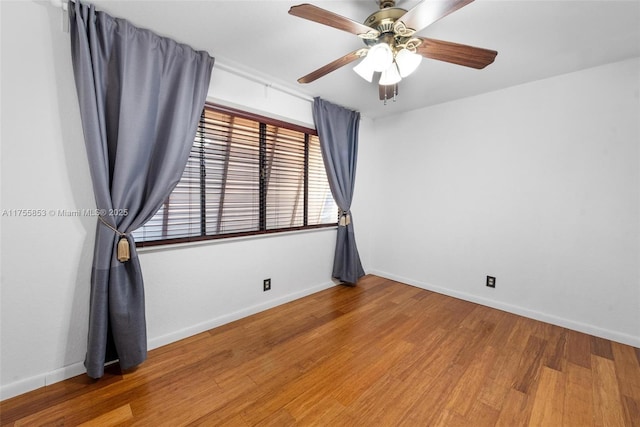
[263,278,271,292]
[486,276,496,288]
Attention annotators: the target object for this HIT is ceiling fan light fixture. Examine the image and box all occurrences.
[379,62,401,85]
[367,42,393,72]
[353,56,376,82]
[395,48,422,78]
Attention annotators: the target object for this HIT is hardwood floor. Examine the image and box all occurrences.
[2,275,639,426]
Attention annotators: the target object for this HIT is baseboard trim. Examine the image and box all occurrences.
[147,280,338,350]
[370,270,640,348]
[0,280,337,401]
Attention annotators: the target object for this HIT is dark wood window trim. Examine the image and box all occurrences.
[134,103,338,248]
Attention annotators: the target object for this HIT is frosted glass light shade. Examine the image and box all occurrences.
[379,63,401,85]
[368,43,393,72]
[353,57,375,82]
[395,48,422,78]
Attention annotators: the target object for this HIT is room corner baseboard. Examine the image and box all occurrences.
[369,270,640,349]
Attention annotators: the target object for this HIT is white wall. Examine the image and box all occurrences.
[0,1,347,400]
[364,57,640,347]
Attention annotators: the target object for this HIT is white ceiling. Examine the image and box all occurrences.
[88,0,640,119]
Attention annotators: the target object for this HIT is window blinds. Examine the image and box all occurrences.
[133,104,337,245]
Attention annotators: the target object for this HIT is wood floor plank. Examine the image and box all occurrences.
[494,388,531,427]
[591,336,615,360]
[76,404,133,426]
[478,378,510,412]
[339,371,423,424]
[466,400,501,427]
[622,395,640,427]
[529,366,566,426]
[401,363,467,426]
[444,345,499,417]
[563,362,595,426]
[284,394,346,425]
[566,329,592,369]
[1,275,637,426]
[512,334,548,394]
[612,342,640,398]
[490,344,527,390]
[328,339,416,407]
[506,317,541,353]
[233,347,356,424]
[543,328,567,372]
[592,354,627,426]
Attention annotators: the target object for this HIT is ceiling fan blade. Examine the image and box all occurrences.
[416,37,497,69]
[379,84,398,101]
[289,4,378,38]
[298,50,363,84]
[398,0,474,34]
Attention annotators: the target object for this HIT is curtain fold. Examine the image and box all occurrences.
[312,97,365,284]
[69,0,215,378]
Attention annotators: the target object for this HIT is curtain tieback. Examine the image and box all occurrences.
[339,211,351,227]
[98,215,130,262]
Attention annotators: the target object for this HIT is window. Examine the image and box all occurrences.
[133,103,337,246]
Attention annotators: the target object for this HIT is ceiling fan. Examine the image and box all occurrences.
[289,0,498,102]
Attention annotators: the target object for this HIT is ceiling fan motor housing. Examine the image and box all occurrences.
[363,7,410,47]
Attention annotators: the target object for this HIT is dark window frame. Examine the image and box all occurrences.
[135,103,337,248]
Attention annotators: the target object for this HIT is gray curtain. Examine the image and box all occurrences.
[69,1,214,378]
[312,97,365,284]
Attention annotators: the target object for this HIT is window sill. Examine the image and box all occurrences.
[135,224,338,254]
